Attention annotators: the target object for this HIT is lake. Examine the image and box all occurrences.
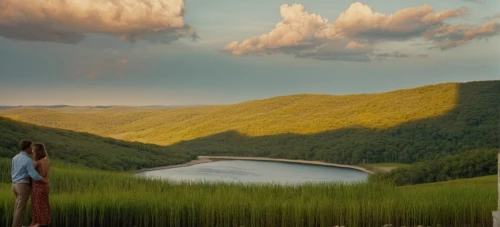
[136,160,369,185]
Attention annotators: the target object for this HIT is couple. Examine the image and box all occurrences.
[11,139,51,227]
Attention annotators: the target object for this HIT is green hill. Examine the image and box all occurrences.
[0,117,193,171]
[369,148,498,185]
[1,80,498,165]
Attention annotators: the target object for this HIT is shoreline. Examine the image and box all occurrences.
[136,156,374,174]
[135,156,214,173]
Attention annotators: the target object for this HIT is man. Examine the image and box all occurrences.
[11,139,49,227]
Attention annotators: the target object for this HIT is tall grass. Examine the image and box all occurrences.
[0,159,496,227]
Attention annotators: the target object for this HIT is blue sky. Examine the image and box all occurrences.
[0,0,499,105]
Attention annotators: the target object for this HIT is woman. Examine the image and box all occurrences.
[29,143,51,227]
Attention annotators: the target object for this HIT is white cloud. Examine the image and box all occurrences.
[0,0,197,44]
[222,2,500,62]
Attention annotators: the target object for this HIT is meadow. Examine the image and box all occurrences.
[0,158,496,227]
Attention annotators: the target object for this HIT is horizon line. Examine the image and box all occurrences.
[1,80,497,107]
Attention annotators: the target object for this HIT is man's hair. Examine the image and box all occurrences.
[19,139,33,151]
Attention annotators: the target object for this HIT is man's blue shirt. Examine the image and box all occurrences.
[11,151,41,183]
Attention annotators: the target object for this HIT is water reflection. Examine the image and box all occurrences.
[137,160,368,185]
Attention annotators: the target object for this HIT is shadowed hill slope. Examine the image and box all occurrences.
[0,117,193,171]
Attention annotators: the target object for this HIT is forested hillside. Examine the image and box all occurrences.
[0,82,463,145]
[1,81,498,166]
[167,81,499,165]
[0,117,193,171]
[369,148,498,185]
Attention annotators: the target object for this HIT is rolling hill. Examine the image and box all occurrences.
[0,82,463,145]
[0,117,193,171]
[1,80,498,165]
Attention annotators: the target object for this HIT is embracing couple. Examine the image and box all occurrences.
[11,139,51,227]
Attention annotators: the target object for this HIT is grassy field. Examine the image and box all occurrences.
[0,158,496,227]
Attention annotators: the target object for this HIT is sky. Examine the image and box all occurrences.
[0,0,499,106]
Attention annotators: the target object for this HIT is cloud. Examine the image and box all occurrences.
[65,49,137,79]
[369,51,410,61]
[463,0,486,4]
[367,51,431,61]
[222,2,500,62]
[82,57,130,79]
[487,13,500,20]
[0,0,197,44]
[417,54,430,59]
[0,24,85,44]
[424,21,500,50]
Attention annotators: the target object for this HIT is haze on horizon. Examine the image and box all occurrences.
[0,0,499,106]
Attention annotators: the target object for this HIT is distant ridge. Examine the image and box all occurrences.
[0,104,207,109]
[0,106,23,110]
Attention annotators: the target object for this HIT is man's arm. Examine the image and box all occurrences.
[26,159,48,184]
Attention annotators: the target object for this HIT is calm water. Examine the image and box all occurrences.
[136,160,368,185]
